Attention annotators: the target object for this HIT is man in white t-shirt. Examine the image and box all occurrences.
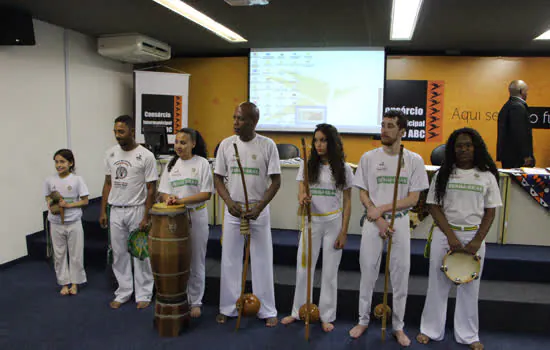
[349,110,429,346]
[417,128,502,350]
[99,115,159,310]
[214,102,281,327]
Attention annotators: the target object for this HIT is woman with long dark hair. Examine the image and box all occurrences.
[417,128,502,350]
[158,128,212,318]
[280,123,353,332]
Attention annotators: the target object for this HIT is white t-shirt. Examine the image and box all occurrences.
[214,134,281,203]
[104,145,159,206]
[426,167,502,226]
[43,173,89,224]
[353,147,429,208]
[297,161,354,220]
[158,155,214,209]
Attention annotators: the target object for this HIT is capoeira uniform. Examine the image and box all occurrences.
[44,173,89,286]
[104,145,159,303]
[288,161,354,323]
[214,134,281,319]
[353,147,429,331]
[419,167,501,344]
[158,155,213,308]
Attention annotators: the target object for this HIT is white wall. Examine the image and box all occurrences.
[67,30,133,197]
[0,20,132,264]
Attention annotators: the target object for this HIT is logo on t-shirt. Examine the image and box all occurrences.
[252,154,257,160]
[377,176,408,185]
[231,167,260,176]
[311,188,337,197]
[136,154,142,161]
[171,178,199,187]
[448,183,483,193]
[67,185,72,191]
[116,166,128,180]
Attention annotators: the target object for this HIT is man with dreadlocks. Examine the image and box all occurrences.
[416,128,502,350]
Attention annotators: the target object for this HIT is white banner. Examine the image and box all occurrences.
[134,70,190,144]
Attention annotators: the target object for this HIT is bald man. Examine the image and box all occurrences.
[496,80,535,169]
[214,102,282,327]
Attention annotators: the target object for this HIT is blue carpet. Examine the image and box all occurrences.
[1,260,549,350]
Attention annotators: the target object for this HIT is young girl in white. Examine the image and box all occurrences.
[281,123,353,332]
[44,149,89,295]
[416,128,502,350]
[158,128,213,318]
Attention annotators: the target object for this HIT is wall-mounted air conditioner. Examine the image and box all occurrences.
[98,33,171,64]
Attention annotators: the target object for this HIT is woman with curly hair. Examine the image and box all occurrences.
[417,127,502,350]
[281,123,353,332]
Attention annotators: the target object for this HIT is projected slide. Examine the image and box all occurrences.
[249,48,385,134]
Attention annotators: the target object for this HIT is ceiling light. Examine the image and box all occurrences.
[390,0,423,40]
[534,29,550,40]
[152,0,247,43]
[225,0,269,6]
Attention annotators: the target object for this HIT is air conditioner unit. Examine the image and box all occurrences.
[97,34,171,64]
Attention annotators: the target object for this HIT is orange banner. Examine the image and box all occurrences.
[174,96,182,133]
[426,80,444,142]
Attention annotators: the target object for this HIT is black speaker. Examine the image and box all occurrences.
[0,6,35,46]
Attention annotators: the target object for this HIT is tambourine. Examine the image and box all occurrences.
[128,227,150,260]
[440,250,481,285]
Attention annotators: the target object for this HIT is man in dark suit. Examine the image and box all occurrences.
[497,80,535,169]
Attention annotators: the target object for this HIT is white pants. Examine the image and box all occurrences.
[50,220,87,286]
[357,214,411,331]
[419,227,486,344]
[188,207,210,307]
[219,205,277,319]
[110,205,154,303]
[290,215,343,323]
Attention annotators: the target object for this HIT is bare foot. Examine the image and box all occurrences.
[136,301,150,309]
[109,300,122,309]
[416,333,430,344]
[322,322,334,332]
[469,341,484,350]
[190,306,201,318]
[265,317,278,327]
[349,324,368,339]
[60,286,69,296]
[394,330,411,347]
[281,316,297,325]
[69,284,78,295]
[216,314,227,324]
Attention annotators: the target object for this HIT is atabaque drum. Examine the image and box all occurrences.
[440,250,481,285]
[149,202,191,337]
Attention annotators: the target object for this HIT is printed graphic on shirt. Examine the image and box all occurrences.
[448,183,484,193]
[231,166,260,176]
[377,176,409,185]
[310,188,337,197]
[114,160,132,188]
[171,179,199,188]
[63,197,76,203]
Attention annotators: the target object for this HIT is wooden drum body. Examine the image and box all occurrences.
[149,203,191,337]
